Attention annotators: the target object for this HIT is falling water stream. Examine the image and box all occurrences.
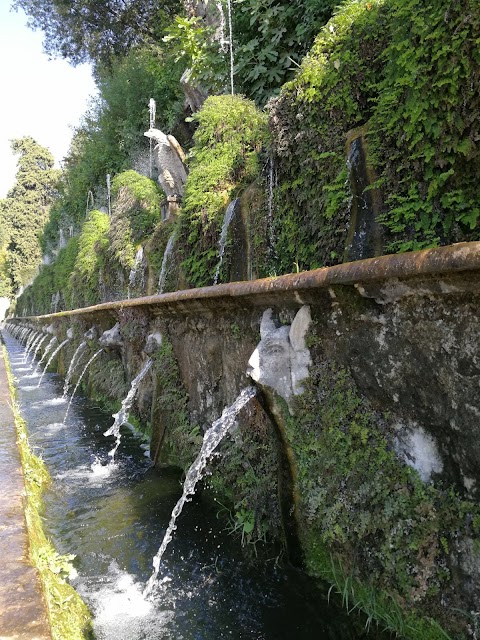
[64,349,103,424]
[34,336,57,375]
[145,386,257,596]
[37,338,70,387]
[213,199,239,285]
[2,328,365,640]
[127,246,145,299]
[63,341,87,398]
[104,358,153,460]
[157,231,177,294]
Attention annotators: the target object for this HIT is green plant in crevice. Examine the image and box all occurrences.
[178,94,269,288]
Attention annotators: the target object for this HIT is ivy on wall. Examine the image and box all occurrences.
[270,0,480,274]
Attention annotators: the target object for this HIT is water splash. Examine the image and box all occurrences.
[34,337,58,375]
[144,385,257,597]
[157,232,177,294]
[104,359,153,461]
[64,350,103,424]
[32,334,49,364]
[127,246,145,299]
[63,341,87,398]
[213,199,239,285]
[37,339,70,387]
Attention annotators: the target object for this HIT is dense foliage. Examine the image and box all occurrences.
[269,0,480,274]
[13,0,182,68]
[0,138,59,296]
[233,0,339,105]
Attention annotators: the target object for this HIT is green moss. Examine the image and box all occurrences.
[72,210,110,307]
[178,95,270,287]
[151,338,202,469]
[110,170,163,270]
[3,346,93,639]
[279,341,478,637]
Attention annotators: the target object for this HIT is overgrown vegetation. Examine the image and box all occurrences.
[151,338,203,468]
[109,170,162,269]
[3,345,93,639]
[270,0,480,274]
[178,95,269,287]
[279,334,480,638]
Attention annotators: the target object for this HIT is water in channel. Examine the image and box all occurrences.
[3,330,366,640]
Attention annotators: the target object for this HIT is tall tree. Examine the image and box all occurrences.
[1,137,60,294]
[12,0,183,68]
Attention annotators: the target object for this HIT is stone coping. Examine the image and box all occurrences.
[11,242,480,323]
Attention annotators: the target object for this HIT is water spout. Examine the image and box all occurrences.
[63,350,103,424]
[213,199,239,285]
[32,334,49,364]
[34,336,58,375]
[24,331,40,362]
[104,359,153,460]
[37,339,70,387]
[227,0,234,95]
[144,386,257,597]
[157,232,177,294]
[25,332,44,364]
[63,341,87,398]
[86,190,94,216]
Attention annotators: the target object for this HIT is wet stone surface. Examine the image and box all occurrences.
[0,350,51,639]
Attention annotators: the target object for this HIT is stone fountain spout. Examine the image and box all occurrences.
[247,306,312,405]
[99,323,123,351]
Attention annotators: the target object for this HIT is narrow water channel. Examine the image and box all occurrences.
[4,331,367,640]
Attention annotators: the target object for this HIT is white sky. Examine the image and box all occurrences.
[0,2,97,197]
